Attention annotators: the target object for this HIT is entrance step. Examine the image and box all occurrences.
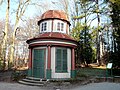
[18,77,48,86]
[26,77,47,81]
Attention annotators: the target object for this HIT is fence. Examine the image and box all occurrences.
[77,68,120,77]
[77,68,107,77]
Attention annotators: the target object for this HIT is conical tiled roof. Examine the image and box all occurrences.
[26,32,77,44]
[38,10,70,25]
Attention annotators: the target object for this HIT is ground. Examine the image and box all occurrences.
[71,82,120,90]
[0,82,120,90]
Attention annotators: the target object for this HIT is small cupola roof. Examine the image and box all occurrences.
[38,10,70,25]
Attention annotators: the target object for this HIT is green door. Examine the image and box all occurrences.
[33,49,45,78]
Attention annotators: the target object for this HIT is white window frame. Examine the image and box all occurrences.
[55,47,68,73]
[57,22,64,31]
[61,23,64,31]
[40,21,48,33]
[54,20,66,33]
[41,22,47,31]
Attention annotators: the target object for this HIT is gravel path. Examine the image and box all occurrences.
[0,82,39,90]
[70,82,120,90]
[0,82,120,90]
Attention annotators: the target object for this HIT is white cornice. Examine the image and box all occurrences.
[29,40,77,46]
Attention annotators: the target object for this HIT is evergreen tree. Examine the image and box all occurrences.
[109,0,120,67]
[71,22,94,66]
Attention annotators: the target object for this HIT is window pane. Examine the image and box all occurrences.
[57,22,60,31]
[41,23,44,31]
[55,49,61,72]
[61,23,64,31]
[44,22,47,31]
[62,49,67,72]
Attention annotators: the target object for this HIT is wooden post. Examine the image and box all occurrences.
[28,48,32,77]
[71,48,76,78]
[47,45,51,79]
[72,48,75,70]
[47,45,51,69]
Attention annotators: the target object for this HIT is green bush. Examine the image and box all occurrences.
[0,60,3,70]
[77,71,88,78]
[11,70,27,81]
[113,69,120,76]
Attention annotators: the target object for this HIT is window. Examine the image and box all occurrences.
[55,48,67,73]
[41,22,47,31]
[61,23,64,31]
[57,22,60,31]
[57,22,64,31]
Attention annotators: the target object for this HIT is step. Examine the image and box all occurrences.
[26,77,47,81]
[18,77,49,86]
[18,80,44,86]
[26,77,41,81]
[22,78,45,84]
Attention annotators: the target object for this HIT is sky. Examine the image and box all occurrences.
[0,0,109,28]
[0,0,62,25]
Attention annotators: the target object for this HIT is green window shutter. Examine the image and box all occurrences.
[55,48,67,73]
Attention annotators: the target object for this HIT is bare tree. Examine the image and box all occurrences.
[0,20,5,43]
[0,20,5,68]
[0,0,3,6]
[10,0,31,66]
[2,0,10,70]
[13,16,39,68]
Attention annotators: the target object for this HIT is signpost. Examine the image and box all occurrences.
[106,63,113,77]
[107,63,113,69]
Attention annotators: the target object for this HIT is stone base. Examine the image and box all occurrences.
[71,70,76,78]
[46,69,51,79]
[28,68,32,77]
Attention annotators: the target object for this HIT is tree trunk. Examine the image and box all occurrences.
[2,0,10,70]
[96,0,101,66]
[9,20,19,67]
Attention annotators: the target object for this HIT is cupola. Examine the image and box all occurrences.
[38,10,70,34]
